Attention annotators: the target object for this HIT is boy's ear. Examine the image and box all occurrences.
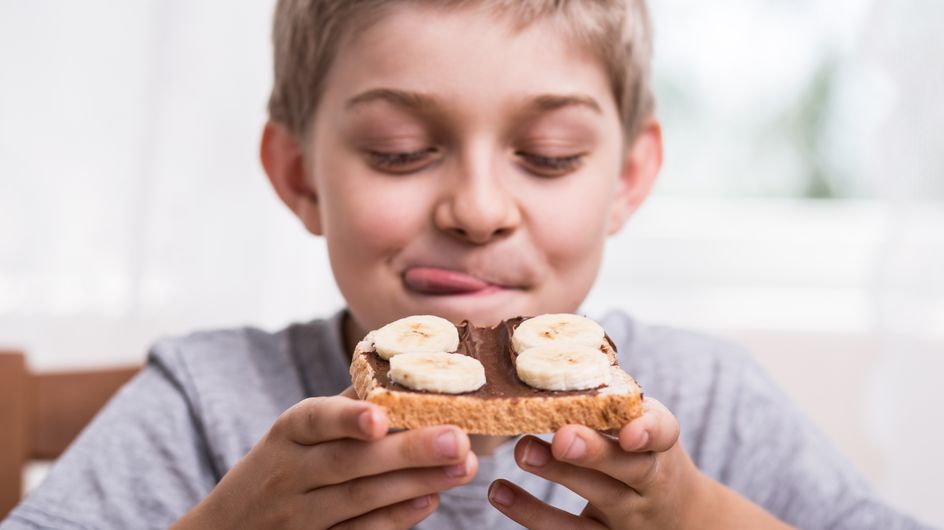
[608,117,663,234]
[260,121,323,235]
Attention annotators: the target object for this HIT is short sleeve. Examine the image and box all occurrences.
[2,352,218,530]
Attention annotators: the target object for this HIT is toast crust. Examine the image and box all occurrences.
[350,337,643,435]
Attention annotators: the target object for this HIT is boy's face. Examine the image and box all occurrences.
[264,4,661,334]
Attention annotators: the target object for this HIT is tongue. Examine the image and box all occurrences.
[403,268,492,294]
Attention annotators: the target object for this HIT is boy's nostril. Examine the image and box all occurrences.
[448,226,512,245]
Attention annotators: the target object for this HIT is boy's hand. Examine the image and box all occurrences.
[173,387,477,530]
[487,398,793,530]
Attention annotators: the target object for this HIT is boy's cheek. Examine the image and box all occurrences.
[321,182,428,252]
[327,209,420,260]
[311,145,424,241]
[528,195,610,253]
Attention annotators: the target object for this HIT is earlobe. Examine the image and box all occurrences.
[608,118,663,235]
[260,121,323,235]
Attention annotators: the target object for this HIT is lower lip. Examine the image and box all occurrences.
[404,284,512,305]
[406,282,508,297]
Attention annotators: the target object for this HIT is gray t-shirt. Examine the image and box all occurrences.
[2,310,933,529]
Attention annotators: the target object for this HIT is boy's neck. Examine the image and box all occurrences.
[340,311,514,455]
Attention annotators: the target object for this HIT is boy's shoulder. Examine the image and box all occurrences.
[146,321,298,399]
[148,311,349,390]
[133,312,352,468]
[149,312,349,416]
[149,322,287,371]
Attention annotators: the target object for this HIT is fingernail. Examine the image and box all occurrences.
[436,430,459,459]
[523,440,550,467]
[489,483,514,507]
[564,434,587,460]
[631,431,650,451]
[411,495,430,509]
[444,452,472,478]
[358,408,377,435]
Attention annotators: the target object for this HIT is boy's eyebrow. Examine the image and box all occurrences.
[345,89,441,111]
[524,94,602,115]
[345,89,602,115]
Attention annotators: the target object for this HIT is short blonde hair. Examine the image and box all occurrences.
[267,0,654,142]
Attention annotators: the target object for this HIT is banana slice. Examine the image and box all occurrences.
[372,315,459,360]
[512,313,605,353]
[389,352,486,394]
[515,343,610,391]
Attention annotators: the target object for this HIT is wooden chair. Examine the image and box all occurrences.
[0,350,139,520]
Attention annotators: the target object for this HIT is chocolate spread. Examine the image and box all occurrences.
[363,317,615,398]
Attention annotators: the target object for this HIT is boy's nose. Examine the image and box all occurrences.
[434,175,521,245]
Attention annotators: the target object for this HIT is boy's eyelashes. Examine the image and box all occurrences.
[364,147,585,177]
[514,151,585,177]
[367,147,441,174]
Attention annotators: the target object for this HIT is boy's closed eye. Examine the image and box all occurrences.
[514,151,585,177]
[341,88,605,178]
[365,147,586,177]
[367,147,442,174]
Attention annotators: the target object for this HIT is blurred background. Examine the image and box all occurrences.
[1,0,942,525]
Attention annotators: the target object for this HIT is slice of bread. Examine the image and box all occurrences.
[349,316,643,435]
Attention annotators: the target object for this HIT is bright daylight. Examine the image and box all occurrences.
[1,0,942,528]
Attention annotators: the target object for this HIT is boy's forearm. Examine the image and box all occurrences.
[687,472,796,530]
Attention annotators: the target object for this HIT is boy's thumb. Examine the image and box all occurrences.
[339,385,358,399]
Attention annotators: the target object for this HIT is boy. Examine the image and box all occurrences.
[2,1,933,529]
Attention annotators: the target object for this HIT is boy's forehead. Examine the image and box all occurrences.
[344,1,552,47]
[327,4,616,115]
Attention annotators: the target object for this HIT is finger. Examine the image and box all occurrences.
[272,396,389,445]
[516,435,634,510]
[305,425,470,487]
[618,397,680,453]
[314,452,477,526]
[329,493,440,530]
[551,425,664,492]
[488,480,604,530]
[340,385,358,399]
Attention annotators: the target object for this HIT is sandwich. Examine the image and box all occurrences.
[349,313,643,435]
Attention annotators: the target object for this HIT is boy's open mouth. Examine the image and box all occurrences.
[402,267,507,296]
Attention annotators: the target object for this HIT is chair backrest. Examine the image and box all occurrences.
[0,351,139,520]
